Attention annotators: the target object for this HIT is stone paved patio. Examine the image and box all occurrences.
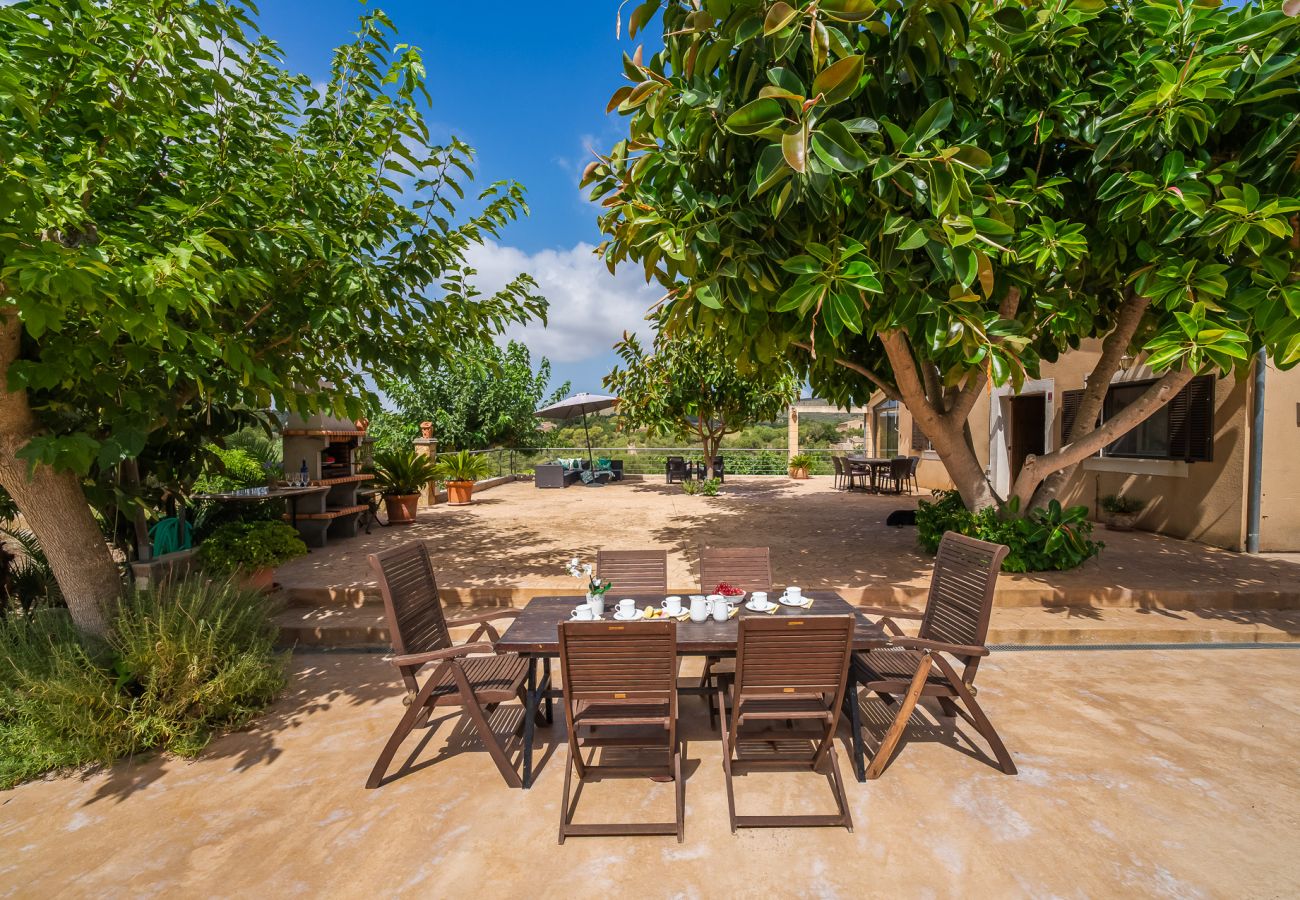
[273,478,1300,646]
[2,648,1296,897]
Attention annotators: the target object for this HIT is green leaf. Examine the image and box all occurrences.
[781,129,808,173]
[810,119,869,172]
[820,0,877,23]
[811,55,865,106]
[764,2,800,36]
[782,255,821,275]
[912,98,953,144]
[991,7,1026,32]
[725,98,786,135]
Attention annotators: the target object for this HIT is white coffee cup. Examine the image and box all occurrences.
[587,595,605,617]
[662,595,683,615]
[689,595,710,623]
[570,604,594,621]
[783,586,803,603]
[752,591,768,606]
[617,598,636,618]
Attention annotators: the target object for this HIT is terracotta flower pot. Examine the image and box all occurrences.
[789,467,810,480]
[446,480,475,505]
[240,567,276,593]
[384,493,420,524]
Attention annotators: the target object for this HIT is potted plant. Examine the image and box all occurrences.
[434,449,492,505]
[788,453,814,480]
[197,519,307,591]
[1100,494,1146,531]
[372,447,439,524]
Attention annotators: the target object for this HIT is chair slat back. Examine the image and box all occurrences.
[558,620,678,703]
[920,532,1009,652]
[734,615,854,698]
[597,549,668,595]
[699,546,772,594]
[368,543,451,656]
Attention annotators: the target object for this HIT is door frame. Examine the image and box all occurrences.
[988,378,1055,498]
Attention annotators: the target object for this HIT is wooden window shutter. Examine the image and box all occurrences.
[1060,389,1085,443]
[911,418,929,452]
[1168,375,1214,462]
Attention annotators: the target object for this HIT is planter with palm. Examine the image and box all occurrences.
[433,450,492,506]
[372,448,439,524]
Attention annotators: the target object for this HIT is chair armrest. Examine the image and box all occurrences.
[856,605,924,619]
[389,642,495,668]
[445,609,521,628]
[890,636,989,658]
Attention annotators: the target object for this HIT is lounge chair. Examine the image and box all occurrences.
[844,532,1016,780]
[596,548,669,595]
[364,542,539,789]
[557,620,684,843]
[719,615,856,832]
[665,456,689,484]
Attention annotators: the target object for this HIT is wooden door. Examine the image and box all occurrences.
[1009,395,1046,484]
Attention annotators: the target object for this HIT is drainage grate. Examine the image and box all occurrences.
[989,642,1299,652]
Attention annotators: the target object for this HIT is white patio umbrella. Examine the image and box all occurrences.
[535,392,619,466]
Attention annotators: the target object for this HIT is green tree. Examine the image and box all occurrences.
[604,330,797,476]
[587,0,1300,513]
[0,3,545,634]
[373,340,569,450]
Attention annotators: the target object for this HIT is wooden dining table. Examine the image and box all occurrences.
[495,591,888,788]
[845,455,893,491]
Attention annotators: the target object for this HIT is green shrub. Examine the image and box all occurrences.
[0,579,287,788]
[682,477,721,496]
[197,520,307,575]
[1100,494,1146,515]
[194,446,269,493]
[916,490,1103,572]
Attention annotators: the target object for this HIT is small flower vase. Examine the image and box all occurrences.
[586,592,605,618]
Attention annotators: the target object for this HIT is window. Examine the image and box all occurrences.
[1060,375,1214,462]
[874,401,899,458]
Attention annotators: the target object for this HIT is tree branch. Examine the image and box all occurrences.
[793,341,900,401]
[1069,288,1151,443]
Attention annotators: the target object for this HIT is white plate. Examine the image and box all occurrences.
[779,595,809,607]
[612,609,646,622]
[745,600,776,612]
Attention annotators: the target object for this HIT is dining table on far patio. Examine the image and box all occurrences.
[845,455,893,492]
[494,591,889,788]
[191,484,330,529]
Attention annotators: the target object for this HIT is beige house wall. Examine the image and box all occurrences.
[882,343,1298,552]
[1259,358,1300,551]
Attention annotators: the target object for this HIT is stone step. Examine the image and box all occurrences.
[271,604,1300,651]
[279,582,1300,612]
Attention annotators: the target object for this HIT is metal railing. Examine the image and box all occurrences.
[463,447,848,478]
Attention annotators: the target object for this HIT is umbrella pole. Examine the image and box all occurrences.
[582,412,594,467]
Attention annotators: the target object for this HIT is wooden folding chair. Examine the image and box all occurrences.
[844,532,1017,780]
[596,548,668,595]
[697,546,773,725]
[719,615,855,832]
[557,620,683,843]
[365,542,539,790]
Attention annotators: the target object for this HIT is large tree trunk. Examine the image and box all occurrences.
[0,310,120,637]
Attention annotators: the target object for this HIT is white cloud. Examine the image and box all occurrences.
[462,241,662,364]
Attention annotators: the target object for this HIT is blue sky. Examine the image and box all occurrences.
[260,0,662,395]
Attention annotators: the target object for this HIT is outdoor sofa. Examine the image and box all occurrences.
[535,457,623,488]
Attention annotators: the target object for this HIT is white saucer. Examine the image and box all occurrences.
[779,595,808,607]
[613,609,645,622]
[745,601,776,612]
